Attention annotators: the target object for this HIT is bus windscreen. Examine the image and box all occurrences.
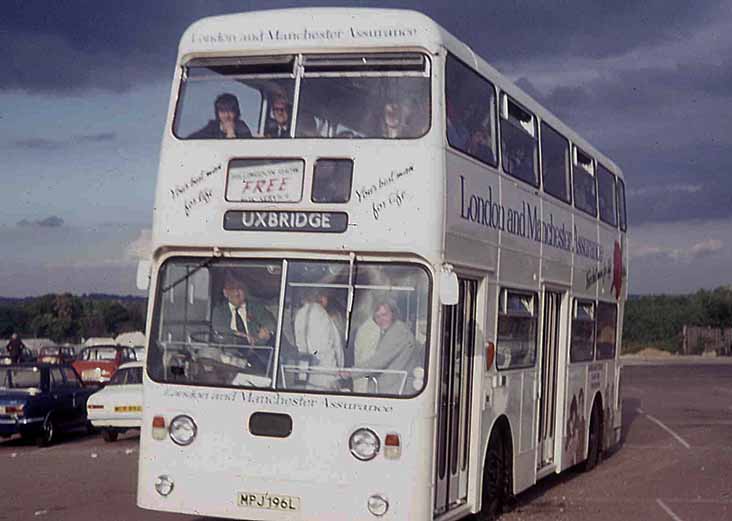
[148,258,430,397]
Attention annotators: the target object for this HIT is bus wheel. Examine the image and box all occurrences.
[582,403,602,472]
[102,429,119,443]
[477,429,506,520]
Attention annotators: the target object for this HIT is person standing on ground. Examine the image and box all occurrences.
[6,333,26,364]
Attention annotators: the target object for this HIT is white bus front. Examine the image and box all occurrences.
[139,256,434,520]
[137,28,449,520]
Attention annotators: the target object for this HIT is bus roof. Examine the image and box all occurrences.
[179,8,621,177]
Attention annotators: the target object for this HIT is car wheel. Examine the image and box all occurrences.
[582,403,603,472]
[37,415,56,447]
[476,429,506,521]
[102,429,119,443]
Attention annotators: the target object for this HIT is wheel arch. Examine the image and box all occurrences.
[480,415,515,494]
[591,390,604,428]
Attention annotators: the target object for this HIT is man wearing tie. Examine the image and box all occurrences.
[211,272,277,371]
[264,95,291,138]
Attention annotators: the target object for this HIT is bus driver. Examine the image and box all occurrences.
[211,272,276,371]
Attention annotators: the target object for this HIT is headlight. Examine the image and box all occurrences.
[169,415,197,446]
[349,428,380,461]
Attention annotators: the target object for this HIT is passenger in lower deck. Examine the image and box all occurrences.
[349,300,418,395]
[294,287,345,390]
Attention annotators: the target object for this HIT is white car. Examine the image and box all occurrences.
[86,361,143,442]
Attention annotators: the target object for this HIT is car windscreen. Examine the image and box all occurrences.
[148,257,431,397]
[1,368,42,390]
[109,367,143,385]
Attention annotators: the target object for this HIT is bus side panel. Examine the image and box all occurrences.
[540,195,573,286]
[561,363,588,470]
[444,153,499,270]
[572,212,599,302]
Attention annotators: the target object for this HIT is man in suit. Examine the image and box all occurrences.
[264,95,291,138]
[211,272,276,371]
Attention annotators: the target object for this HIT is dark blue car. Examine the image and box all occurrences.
[0,363,95,446]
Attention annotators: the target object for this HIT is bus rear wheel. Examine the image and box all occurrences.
[477,429,507,521]
[582,403,603,472]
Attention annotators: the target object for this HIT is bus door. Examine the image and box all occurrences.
[434,278,478,515]
[537,290,562,468]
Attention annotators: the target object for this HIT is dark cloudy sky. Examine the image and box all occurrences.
[1,0,731,296]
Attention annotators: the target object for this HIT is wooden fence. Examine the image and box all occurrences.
[682,325,732,355]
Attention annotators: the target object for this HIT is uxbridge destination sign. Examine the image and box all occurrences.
[457,175,602,261]
[224,210,348,233]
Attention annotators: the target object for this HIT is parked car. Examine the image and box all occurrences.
[0,363,95,446]
[86,361,143,442]
[37,345,76,364]
[72,345,137,385]
[0,345,35,365]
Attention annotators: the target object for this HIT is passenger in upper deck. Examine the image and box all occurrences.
[405,96,430,137]
[446,98,469,149]
[468,126,496,164]
[380,99,409,138]
[188,93,252,139]
[264,95,291,138]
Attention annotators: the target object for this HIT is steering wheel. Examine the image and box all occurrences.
[189,329,272,373]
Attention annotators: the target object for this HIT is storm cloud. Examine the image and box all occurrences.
[12,132,117,150]
[3,1,732,294]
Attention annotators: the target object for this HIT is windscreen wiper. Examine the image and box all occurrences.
[160,255,217,294]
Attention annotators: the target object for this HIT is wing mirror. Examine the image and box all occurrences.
[136,260,151,291]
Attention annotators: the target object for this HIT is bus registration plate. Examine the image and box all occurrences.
[238,492,300,511]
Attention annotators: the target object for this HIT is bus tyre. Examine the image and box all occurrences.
[478,429,506,521]
[102,429,119,443]
[37,415,56,447]
[582,403,602,472]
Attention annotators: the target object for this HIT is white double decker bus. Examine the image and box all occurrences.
[137,8,628,521]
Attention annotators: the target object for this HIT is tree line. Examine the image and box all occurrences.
[0,294,146,343]
[623,286,732,353]
[3,286,732,352]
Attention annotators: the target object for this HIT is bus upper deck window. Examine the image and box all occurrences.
[617,178,628,232]
[297,53,431,139]
[445,54,497,166]
[572,147,597,217]
[597,164,618,227]
[500,95,538,187]
[540,122,571,203]
[174,55,296,140]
